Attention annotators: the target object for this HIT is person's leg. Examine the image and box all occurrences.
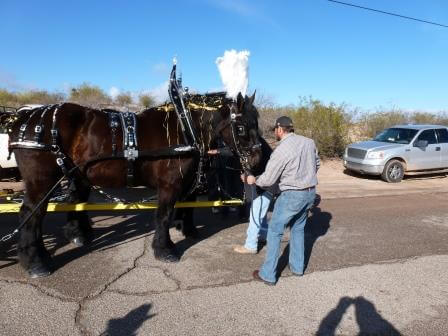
[258,192,298,283]
[243,191,273,250]
[289,190,316,275]
[257,191,273,242]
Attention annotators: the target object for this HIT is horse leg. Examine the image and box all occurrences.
[152,200,179,263]
[175,195,199,239]
[17,187,54,278]
[63,179,93,247]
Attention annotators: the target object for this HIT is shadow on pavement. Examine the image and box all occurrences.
[317,296,401,336]
[103,303,155,336]
[174,205,248,258]
[0,212,153,272]
[0,204,247,273]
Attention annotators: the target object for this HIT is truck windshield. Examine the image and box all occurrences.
[373,128,418,144]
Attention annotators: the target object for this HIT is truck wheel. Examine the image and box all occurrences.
[381,159,404,183]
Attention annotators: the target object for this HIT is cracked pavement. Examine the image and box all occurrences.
[1,162,448,335]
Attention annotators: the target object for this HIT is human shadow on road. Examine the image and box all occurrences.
[316,296,401,336]
[102,303,155,336]
[276,194,332,277]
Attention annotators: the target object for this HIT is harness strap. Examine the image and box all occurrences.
[81,145,196,169]
[108,112,120,156]
[168,64,199,150]
[34,105,54,143]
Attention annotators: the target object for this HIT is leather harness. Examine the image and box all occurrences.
[8,64,254,194]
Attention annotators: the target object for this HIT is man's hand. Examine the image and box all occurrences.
[207,149,219,155]
[246,175,256,185]
[240,174,246,183]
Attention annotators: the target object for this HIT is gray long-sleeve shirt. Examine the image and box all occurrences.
[256,133,320,191]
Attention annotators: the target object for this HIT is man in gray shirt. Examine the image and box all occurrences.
[245,116,320,285]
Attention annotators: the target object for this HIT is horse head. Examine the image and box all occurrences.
[218,91,262,173]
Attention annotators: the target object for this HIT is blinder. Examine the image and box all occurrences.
[226,101,260,173]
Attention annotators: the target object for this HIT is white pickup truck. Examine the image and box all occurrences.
[0,105,42,179]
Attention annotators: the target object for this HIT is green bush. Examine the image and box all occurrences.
[360,109,408,138]
[359,110,448,139]
[0,89,64,107]
[115,92,133,107]
[68,83,111,108]
[139,94,156,109]
[289,98,353,158]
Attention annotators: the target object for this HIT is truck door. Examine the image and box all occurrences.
[408,129,441,170]
[435,128,448,168]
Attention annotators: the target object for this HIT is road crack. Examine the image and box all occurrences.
[74,234,149,335]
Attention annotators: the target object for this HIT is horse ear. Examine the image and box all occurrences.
[249,90,256,105]
[236,92,244,110]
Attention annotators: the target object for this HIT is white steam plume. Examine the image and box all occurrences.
[215,50,250,99]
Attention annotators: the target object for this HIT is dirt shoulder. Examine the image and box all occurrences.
[2,159,448,200]
[317,159,448,199]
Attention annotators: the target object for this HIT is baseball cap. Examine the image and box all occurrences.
[271,116,294,131]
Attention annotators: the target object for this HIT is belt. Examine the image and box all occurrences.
[282,187,315,192]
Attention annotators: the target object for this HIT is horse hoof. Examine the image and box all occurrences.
[71,235,93,247]
[155,252,180,263]
[71,237,85,247]
[28,265,52,279]
[165,254,180,263]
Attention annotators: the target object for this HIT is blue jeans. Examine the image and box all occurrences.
[244,191,273,251]
[259,189,316,283]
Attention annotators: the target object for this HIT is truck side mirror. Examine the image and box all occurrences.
[414,140,428,148]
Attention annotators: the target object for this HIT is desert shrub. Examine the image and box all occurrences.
[17,90,64,105]
[138,94,156,109]
[0,89,64,107]
[290,97,353,158]
[359,109,408,138]
[115,92,133,107]
[359,109,448,139]
[0,89,19,107]
[68,83,111,108]
[258,105,292,138]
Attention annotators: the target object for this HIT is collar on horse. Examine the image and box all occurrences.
[167,63,254,175]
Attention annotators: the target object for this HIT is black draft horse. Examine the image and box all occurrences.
[9,92,261,278]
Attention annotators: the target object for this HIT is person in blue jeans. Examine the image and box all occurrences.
[233,137,276,254]
[245,116,320,285]
[233,186,274,254]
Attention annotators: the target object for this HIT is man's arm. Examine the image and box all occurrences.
[252,148,286,188]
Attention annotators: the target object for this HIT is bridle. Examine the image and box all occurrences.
[217,101,261,174]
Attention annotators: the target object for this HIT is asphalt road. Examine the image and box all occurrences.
[1,189,448,335]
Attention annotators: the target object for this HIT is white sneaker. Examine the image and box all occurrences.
[233,245,257,254]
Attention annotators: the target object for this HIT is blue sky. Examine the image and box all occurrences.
[1,0,447,111]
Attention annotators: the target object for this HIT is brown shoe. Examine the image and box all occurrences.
[252,270,276,286]
[233,245,257,254]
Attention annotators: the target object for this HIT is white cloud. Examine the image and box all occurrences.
[141,80,170,103]
[109,86,121,99]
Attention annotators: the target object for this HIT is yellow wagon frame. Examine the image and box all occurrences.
[0,199,243,214]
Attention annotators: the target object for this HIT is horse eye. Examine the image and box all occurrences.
[237,125,246,136]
